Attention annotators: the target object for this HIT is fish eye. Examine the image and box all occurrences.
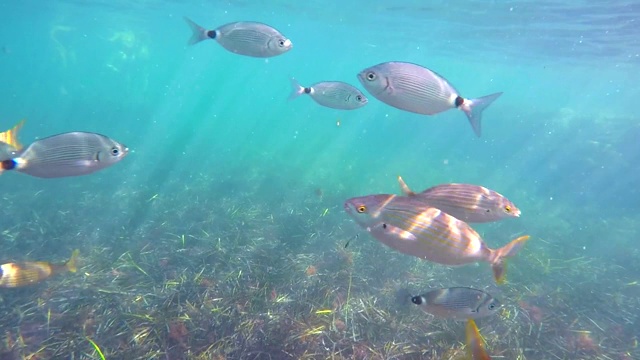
[366,72,376,81]
[110,147,120,156]
[357,205,367,213]
[504,205,512,213]
[355,95,362,101]
[278,39,285,47]
[488,302,496,310]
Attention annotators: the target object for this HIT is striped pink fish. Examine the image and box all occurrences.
[344,194,529,284]
[398,176,521,223]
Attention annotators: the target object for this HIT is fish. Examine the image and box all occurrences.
[0,132,129,178]
[184,17,292,58]
[344,194,530,284]
[397,176,521,223]
[410,287,501,319]
[0,249,79,288]
[466,319,492,359]
[0,119,25,159]
[357,62,502,137]
[288,79,368,110]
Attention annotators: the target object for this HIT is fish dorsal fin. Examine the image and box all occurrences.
[0,119,25,150]
[397,175,417,196]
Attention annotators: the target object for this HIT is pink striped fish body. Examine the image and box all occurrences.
[397,176,520,223]
[344,194,529,284]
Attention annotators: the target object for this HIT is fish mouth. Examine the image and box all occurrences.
[283,39,292,48]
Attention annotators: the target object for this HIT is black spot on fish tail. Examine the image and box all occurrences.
[304,87,311,94]
[454,96,464,108]
[382,223,387,229]
[1,159,16,170]
[207,30,217,39]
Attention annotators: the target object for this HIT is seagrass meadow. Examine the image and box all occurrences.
[1,1,639,359]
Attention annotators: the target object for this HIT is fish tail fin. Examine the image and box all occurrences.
[65,249,80,273]
[0,119,25,150]
[184,17,210,45]
[288,78,305,100]
[490,235,530,284]
[461,92,503,137]
[397,175,417,196]
[466,319,492,360]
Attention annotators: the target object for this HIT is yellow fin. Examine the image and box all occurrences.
[466,319,492,359]
[491,235,530,285]
[66,249,80,273]
[0,119,26,150]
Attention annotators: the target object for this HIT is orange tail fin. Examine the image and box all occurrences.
[65,249,80,273]
[466,319,492,359]
[490,235,530,284]
[0,119,25,151]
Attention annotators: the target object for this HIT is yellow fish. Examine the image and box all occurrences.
[0,249,79,288]
[466,319,492,359]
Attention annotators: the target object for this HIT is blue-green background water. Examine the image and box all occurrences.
[0,1,639,359]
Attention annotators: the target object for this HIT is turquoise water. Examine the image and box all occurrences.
[0,1,638,359]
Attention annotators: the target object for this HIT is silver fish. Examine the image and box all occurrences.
[411,287,501,319]
[184,17,292,58]
[0,132,129,178]
[398,176,521,223]
[357,62,502,137]
[344,194,530,284]
[288,79,368,110]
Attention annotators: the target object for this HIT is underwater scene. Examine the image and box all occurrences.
[0,1,639,359]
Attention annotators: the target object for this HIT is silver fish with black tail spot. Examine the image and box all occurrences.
[184,17,292,58]
[0,132,129,178]
[289,79,368,110]
[357,61,502,137]
[410,287,501,319]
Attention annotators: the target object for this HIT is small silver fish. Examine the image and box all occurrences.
[344,194,530,284]
[411,287,501,319]
[357,62,502,137]
[0,132,129,178]
[184,17,292,58]
[289,79,368,110]
[398,176,521,223]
